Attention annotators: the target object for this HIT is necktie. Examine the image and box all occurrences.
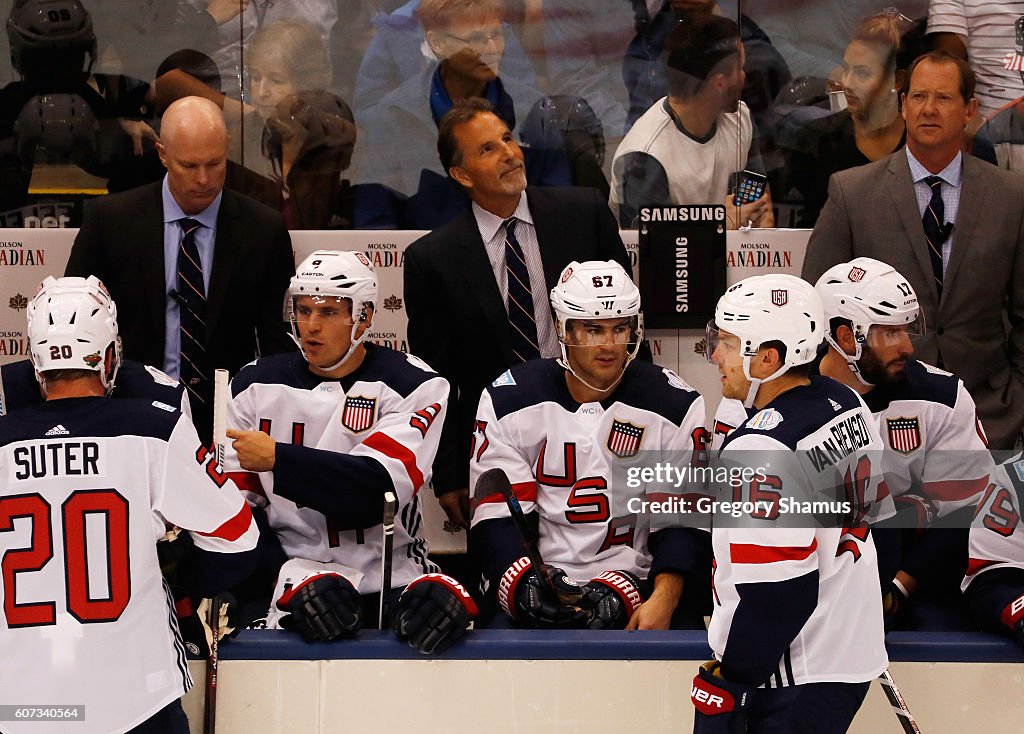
[177,218,207,405]
[922,176,950,299]
[503,218,540,362]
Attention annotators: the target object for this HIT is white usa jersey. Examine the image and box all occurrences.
[861,360,992,518]
[0,398,257,734]
[963,453,1024,591]
[470,359,706,583]
[223,346,445,594]
[709,377,889,686]
[714,361,992,519]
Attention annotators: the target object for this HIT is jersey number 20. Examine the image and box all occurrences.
[1,489,130,628]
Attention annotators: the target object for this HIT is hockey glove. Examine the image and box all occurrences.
[392,573,479,654]
[497,557,588,628]
[691,660,754,734]
[277,572,362,642]
[882,577,910,631]
[1001,592,1024,649]
[580,570,646,630]
[176,593,239,658]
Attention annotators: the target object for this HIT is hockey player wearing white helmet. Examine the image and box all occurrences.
[694,274,890,734]
[815,258,994,629]
[222,252,472,654]
[471,260,711,631]
[1,275,259,734]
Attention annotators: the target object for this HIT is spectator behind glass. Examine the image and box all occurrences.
[351,0,571,230]
[352,0,536,112]
[780,11,914,227]
[610,14,775,229]
[226,19,357,228]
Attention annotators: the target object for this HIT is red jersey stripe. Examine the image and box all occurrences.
[730,538,818,564]
[364,432,424,495]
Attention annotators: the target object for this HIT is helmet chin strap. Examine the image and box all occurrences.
[558,341,640,396]
[291,308,371,374]
[740,355,790,409]
[824,333,875,388]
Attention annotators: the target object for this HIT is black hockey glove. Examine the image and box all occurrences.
[277,572,361,641]
[691,661,754,734]
[580,570,646,630]
[882,578,910,631]
[392,573,478,654]
[497,557,588,628]
[1000,592,1024,649]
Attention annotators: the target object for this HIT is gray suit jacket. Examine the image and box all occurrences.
[802,149,1024,449]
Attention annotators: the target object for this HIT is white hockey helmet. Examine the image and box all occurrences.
[286,250,377,371]
[549,260,643,392]
[27,275,121,394]
[706,274,824,407]
[815,257,923,385]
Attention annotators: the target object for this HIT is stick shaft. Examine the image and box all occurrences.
[212,369,229,466]
[878,670,922,734]
[379,491,398,629]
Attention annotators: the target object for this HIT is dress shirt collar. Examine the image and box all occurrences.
[905,147,962,189]
[471,190,533,242]
[161,174,222,230]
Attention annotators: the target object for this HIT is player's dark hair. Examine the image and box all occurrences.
[42,368,95,382]
[828,316,854,341]
[904,50,975,101]
[437,97,498,173]
[664,15,741,99]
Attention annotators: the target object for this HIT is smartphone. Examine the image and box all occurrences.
[733,170,768,206]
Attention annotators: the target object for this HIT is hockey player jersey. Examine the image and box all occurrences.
[222,345,446,595]
[470,359,707,583]
[962,453,1024,631]
[709,376,889,686]
[0,398,258,734]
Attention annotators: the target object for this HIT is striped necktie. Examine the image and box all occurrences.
[503,218,540,362]
[922,176,950,300]
[177,217,207,405]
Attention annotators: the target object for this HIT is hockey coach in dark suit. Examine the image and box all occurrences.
[66,96,295,438]
[405,98,637,528]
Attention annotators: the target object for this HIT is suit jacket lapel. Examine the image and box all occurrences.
[941,156,985,299]
[455,209,512,359]
[141,185,168,351]
[205,192,238,343]
[887,152,938,303]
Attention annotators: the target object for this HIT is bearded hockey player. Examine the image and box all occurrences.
[814,258,993,624]
[693,274,889,733]
[0,276,258,734]
[470,260,710,630]
[222,250,474,654]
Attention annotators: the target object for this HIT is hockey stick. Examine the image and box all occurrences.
[212,369,229,468]
[878,669,923,734]
[204,369,230,734]
[203,597,224,734]
[474,468,581,606]
[379,491,398,629]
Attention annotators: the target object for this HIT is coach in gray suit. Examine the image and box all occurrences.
[803,52,1024,449]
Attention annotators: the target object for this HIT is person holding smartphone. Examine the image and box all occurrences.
[609,14,774,229]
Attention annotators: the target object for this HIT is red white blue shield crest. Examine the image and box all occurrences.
[886,416,921,454]
[771,289,788,307]
[607,420,645,458]
[847,266,866,282]
[342,395,376,433]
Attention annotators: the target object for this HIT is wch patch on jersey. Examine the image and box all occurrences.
[341,396,377,433]
[747,408,783,431]
[886,416,921,454]
[607,420,645,458]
